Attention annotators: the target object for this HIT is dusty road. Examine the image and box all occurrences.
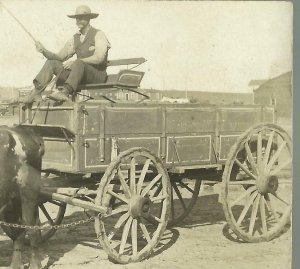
[0,188,291,269]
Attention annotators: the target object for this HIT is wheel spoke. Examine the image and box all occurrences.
[152,183,163,198]
[107,189,128,204]
[150,194,168,202]
[118,169,131,198]
[266,141,287,172]
[119,217,133,254]
[137,159,151,194]
[39,204,54,225]
[249,193,260,235]
[270,192,290,206]
[260,195,268,234]
[178,181,196,194]
[269,159,292,177]
[144,213,163,224]
[278,178,292,184]
[139,222,151,243]
[141,174,162,197]
[130,158,136,194]
[228,180,256,185]
[172,182,187,210]
[265,194,279,222]
[236,191,258,225]
[131,219,138,257]
[257,131,263,172]
[235,159,257,180]
[245,142,258,175]
[230,185,257,208]
[110,205,129,216]
[108,212,130,241]
[263,131,275,167]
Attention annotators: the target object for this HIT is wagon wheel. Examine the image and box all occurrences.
[221,123,292,242]
[95,147,171,264]
[2,200,66,243]
[162,177,201,227]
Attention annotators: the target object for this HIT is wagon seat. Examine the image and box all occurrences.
[76,58,146,100]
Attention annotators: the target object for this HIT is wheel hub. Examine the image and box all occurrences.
[257,175,279,194]
[129,195,151,218]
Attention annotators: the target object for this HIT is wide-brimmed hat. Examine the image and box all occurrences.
[68,5,99,19]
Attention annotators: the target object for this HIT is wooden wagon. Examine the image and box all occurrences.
[17,58,292,263]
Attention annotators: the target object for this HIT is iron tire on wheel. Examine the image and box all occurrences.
[221,123,292,242]
[95,147,171,264]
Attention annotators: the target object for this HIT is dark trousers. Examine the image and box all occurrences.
[33,59,107,92]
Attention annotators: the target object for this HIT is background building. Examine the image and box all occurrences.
[252,71,292,118]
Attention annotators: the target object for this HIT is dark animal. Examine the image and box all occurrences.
[0,126,44,269]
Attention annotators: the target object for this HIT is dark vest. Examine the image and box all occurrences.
[74,27,108,71]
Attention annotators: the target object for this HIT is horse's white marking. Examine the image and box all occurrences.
[10,132,26,162]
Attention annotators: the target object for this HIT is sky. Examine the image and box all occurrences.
[0,0,293,93]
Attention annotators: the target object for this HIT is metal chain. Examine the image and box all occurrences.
[0,215,96,231]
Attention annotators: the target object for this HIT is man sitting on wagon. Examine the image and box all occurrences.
[24,5,111,104]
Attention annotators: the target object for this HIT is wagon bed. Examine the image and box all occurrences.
[20,101,275,174]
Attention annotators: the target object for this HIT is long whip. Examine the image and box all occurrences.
[0,1,37,43]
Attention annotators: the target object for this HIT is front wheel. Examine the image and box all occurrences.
[95,147,171,263]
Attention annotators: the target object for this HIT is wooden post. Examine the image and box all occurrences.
[161,105,167,160]
[99,107,105,162]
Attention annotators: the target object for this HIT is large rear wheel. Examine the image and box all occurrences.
[221,123,292,242]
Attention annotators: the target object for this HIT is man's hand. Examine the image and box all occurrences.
[35,41,45,53]
[63,60,74,70]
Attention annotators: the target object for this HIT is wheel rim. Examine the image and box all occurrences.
[95,147,171,263]
[222,123,292,242]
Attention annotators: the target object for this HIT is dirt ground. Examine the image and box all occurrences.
[0,186,291,269]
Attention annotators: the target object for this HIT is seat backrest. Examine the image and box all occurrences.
[107,57,146,67]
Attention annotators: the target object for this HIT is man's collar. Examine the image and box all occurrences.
[78,25,91,36]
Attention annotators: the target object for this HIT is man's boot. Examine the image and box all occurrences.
[23,88,43,105]
[48,84,73,102]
